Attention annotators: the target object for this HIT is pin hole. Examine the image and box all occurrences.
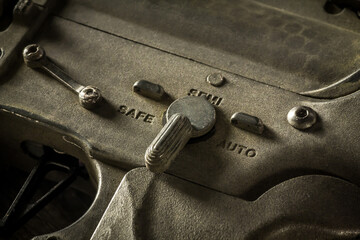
[27,45,39,55]
[295,108,309,119]
[85,89,94,95]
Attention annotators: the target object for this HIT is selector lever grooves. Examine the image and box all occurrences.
[144,96,216,173]
[145,113,192,173]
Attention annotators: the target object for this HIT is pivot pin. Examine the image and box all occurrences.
[23,44,102,109]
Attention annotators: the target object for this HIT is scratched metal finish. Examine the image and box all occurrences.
[1,17,360,199]
[91,169,360,239]
[255,0,360,32]
[57,0,360,93]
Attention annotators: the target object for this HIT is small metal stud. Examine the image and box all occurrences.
[230,112,264,134]
[206,73,225,87]
[133,80,165,100]
[78,86,102,109]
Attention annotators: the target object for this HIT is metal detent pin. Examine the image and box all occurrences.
[22,44,102,109]
[145,96,216,173]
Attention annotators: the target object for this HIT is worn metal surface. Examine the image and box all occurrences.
[166,96,216,138]
[0,0,360,239]
[256,0,360,31]
[300,69,360,99]
[1,16,360,199]
[57,0,360,94]
[91,168,360,239]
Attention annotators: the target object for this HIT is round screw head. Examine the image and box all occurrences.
[23,44,45,67]
[132,80,165,100]
[206,73,225,87]
[287,106,317,130]
[78,86,102,109]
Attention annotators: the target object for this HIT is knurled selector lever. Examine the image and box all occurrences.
[23,44,102,109]
[145,96,216,173]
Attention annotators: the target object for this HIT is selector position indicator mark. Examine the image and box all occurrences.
[133,80,165,100]
[231,112,264,135]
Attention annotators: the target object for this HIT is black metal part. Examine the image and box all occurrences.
[325,0,360,16]
[0,146,80,236]
[0,0,17,31]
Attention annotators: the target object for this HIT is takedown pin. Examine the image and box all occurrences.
[23,44,102,109]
